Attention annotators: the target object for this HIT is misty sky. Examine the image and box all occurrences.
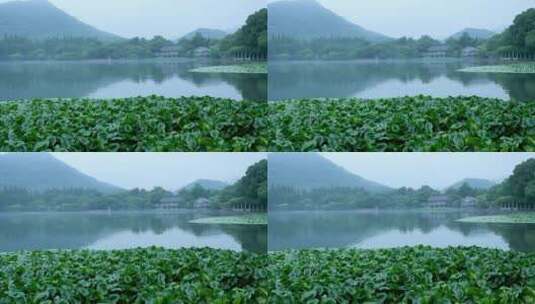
[52,153,266,191]
[322,153,534,190]
[269,0,534,39]
[1,0,266,38]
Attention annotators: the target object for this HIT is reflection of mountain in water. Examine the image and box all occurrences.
[0,61,267,101]
[269,210,535,252]
[0,211,266,253]
[269,61,535,101]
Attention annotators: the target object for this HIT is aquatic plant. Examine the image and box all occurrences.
[190,213,267,225]
[459,63,535,74]
[458,213,535,224]
[268,96,535,152]
[0,247,269,303]
[0,96,269,152]
[267,246,535,303]
[190,63,267,74]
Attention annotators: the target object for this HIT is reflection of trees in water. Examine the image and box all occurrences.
[269,210,535,252]
[0,212,266,253]
[269,61,535,101]
[0,61,266,101]
[177,69,267,101]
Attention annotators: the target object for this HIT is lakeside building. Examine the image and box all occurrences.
[428,195,449,208]
[461,47,479,57]
[156,45,182,57]
[193,47,211,57]
[423,45,449,58]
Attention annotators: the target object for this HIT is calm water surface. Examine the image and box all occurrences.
[0,211,267,253]
[0,60,267,101]
[269,210,535,252]
[269,60,535,101]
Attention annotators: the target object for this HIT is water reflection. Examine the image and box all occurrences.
[269,60,535,102]
[0,211,267,253]
[0,60,267,101]
[269,210,535,252]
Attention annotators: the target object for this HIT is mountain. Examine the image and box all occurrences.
[180,28,227,40]
[449,28,496,40]
[447,178,497,190]
[183,179,229,191]
[0,0,121,41]
[268,0,390,42]
[269,153,391,192]
[0,153,121,193]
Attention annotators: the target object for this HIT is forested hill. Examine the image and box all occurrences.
[447,178,497,190]
[268,153,391,192]
[268,0,390,42]
[449,28,496,40]
[0,0,121,41]
[183,179,229,191]
[0,153,121,193]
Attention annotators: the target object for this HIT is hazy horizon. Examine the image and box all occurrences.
[322,153,534,190]
[51,153,266,191]
[0,0,266,39]
[268,0,533,39]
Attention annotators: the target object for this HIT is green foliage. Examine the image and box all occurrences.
[269,185,441,210]
[220,9,267,59]
[0,247,269,303]
[501,159,535,204]
[486,8,535,55]
[268,96,535,152]
[0,96,269,152]
[268,246,535,303]
[0,187,174,212]
[219,160,267,209]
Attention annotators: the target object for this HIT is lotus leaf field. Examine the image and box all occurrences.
[0,96,269,152]
[2,246,534,303]
[268,96,535,152]
[0,247,269,303]
[268,246,535,303]
[1,95,534,152]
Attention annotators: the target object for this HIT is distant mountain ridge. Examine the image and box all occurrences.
[449,28,496,40]
[182,179,229,191]
[0,153,121,193]
[0,0,121,41]
[269,153,391,192]
[180,28,227,40]
[447,178,497,190]
[268,0,390,42]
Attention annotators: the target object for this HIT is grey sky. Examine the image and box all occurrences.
[268,0,534,39]
[322,153,534,190]
[1,0,266,39]
[52,153,266,191]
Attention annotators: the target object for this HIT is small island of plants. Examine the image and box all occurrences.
[190,213,267,225]
[458,213,535,224]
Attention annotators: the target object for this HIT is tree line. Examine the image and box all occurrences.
[0,9,267,61]
[270,158,535,210]
[270,8,535,61]
[0,160,267,212]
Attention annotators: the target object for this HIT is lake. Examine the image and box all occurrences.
[0,60,267,101]
[269,210,535,252]
[269,60,535,102]
[0,211,267,253]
